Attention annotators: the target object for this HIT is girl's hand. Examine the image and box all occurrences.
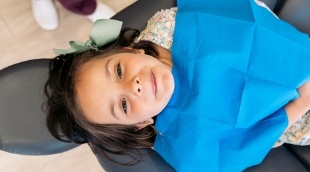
[296,81,310,110]
[284,81,310,130]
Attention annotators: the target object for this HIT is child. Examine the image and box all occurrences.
[45,0,310,171]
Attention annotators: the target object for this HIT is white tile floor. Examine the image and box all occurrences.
[0,0,135,171]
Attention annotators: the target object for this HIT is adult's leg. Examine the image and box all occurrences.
[58,0,96,15]
[58,0,115,21]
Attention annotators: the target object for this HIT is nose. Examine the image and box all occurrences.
[130,77,142,96]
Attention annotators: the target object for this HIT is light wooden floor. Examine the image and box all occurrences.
[0,0,135,171]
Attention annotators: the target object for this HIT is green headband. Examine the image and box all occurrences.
[53,19,123,55]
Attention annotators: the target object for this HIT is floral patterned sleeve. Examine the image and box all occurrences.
[134,7,177,51]
[274,111,310,147]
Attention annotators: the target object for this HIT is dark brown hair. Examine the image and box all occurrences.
[44,28,159,164]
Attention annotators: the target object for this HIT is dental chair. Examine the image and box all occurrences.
[1,0,310,172]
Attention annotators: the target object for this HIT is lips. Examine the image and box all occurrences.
[151,72,157,97]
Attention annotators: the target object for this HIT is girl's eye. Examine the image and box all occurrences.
[117,63,122,79]
[121,98,127,114]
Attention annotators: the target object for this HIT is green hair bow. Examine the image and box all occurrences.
[53,19,123,55]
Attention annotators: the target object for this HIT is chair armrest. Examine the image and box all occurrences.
[285,144,310,171]
[245,146,308,172]
[276,0,310,34]
[95,148,175,172]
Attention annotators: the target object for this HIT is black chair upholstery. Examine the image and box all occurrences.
[276,0,310,34]
[0,59,78,155]
[112,0,176,31]
[1,0,310,172]
[244,146,308,172]
[285,144,310,171]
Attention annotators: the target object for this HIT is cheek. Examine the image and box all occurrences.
[134,55,161,66]
[131,100,161,119]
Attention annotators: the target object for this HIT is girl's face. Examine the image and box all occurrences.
[76,50,174,129]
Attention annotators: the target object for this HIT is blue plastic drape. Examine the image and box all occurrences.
[154,0,310,171]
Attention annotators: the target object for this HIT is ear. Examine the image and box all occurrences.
[136,49,145,54]
[123,47,145,54]
[135,118,154,130]
[123,47,133,51]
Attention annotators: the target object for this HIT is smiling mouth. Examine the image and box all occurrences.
[151,72,157,97]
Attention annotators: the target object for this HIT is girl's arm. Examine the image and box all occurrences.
[285,81,310,130]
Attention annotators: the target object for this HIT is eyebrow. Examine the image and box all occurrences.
[105,59,111,78]
[110,101,119,120]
